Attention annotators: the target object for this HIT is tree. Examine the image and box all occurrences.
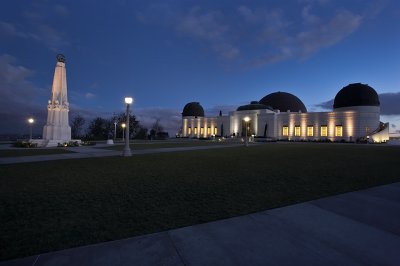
[71,115,86,139]
[86,113,144,140]
[113,112,140,139]
[149,118,168,140]
[86,117,109,140]
[134,126,148,139]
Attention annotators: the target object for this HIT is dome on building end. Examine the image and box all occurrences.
[236,101,273,111]
[333,83,380,109]
[259,92,307,113]
[182,102,205,117]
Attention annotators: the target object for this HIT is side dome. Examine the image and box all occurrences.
[237,101,273,111]
[333,83,380,109]
[259,92,307,113]
[182,102,204,117]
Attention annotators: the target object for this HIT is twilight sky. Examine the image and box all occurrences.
[1,0,400,135]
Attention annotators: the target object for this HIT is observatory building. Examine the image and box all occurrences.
[181,83,389,143]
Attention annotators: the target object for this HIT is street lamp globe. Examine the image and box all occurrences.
[28,118,34,124]
[125,97,133,104]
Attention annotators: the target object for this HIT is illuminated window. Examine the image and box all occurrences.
[335,125,343,137]
[295,126,301,137]
[282,126,289,136]
[307,126,314,137]
[321,126,328,137]
[194,127,198,134]
[207,127,211,135]
[200,127,204,135]
[366,127,370,134]
[188,127,192,135]
[214,128,218,135]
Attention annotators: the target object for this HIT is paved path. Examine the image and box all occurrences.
[2,182,400,265]
[0,144,242,165]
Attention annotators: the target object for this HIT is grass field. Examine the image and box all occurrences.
[0,148,75,158]
[1,143,400,261]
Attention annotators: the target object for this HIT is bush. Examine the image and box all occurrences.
[81,141,96,146]
[14,141,37,148]
[57,141,80,147]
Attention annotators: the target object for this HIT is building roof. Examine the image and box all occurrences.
[182,102,205,117]
[333,83,380,109]
[237,101,273,111]
[259,92,307,113]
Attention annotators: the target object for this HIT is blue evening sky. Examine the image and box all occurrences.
[1,0,400,134]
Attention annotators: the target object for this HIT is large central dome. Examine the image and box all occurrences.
[259,92,307,113]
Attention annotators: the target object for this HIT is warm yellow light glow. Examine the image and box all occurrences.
[207,127,211,135]
[335,126,343,137]
[307,126,313,137]
[294,126,301,137]
[321,126,327,137]
[125,97,133,104]
[244,116,250,122]
[328,115,335,138]
[183,119,188,136]
[28,118,34,124]
[283,126,289,136]
[345,113,354,138]
[194,127,198,134]
[188,127,192,135]
[214,127,218,135]
[200,127,204,135]
[121,123,126,128]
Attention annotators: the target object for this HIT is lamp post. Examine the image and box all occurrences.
[244,116,250,147]
[28,118,34,140]
[121,123,126,141]
[122,97,133,157]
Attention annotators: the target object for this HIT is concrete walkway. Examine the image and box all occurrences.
[0,144,242,165]
[2,182,400,265]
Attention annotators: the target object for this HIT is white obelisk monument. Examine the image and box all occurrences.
[42,54,71,146]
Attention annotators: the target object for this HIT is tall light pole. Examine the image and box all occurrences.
[122,97,133,157]
[244,116,250,147]
[28,118,34,140]
[121,123,126,141]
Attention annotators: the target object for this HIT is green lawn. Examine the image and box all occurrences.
[99,140,228,151]
[0,148,75,158]
[1,143,400,261]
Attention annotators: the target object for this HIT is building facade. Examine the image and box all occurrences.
[181,83,389,143]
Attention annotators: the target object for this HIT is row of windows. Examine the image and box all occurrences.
[282,125,343,137]
[188,127,217,135]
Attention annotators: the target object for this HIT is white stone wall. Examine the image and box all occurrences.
[273,106,380,141]
[182,116,218,138]
[182,106,384,141]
